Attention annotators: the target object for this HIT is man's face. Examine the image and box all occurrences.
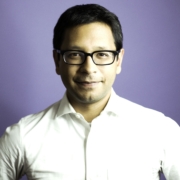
[53,22,124,106]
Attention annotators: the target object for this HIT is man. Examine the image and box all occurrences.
[0,4,180,180]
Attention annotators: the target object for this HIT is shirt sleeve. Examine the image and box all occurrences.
[161,118,180,180]
[0,123,25,180]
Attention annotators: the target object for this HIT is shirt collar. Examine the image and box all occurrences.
[56,92,76,117]
[102,88,121,116]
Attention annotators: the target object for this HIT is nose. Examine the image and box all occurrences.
[79,55,98,74]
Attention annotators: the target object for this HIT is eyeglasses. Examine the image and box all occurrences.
[55,50,120,65]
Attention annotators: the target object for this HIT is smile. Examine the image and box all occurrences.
[75,81,101,88]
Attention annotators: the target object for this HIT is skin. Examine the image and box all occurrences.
[53,22,124,122]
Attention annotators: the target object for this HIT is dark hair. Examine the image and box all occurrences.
[53,4,123,50]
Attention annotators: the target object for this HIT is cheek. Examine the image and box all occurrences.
[60,66,77,84]
[101,66,118,80]
[108,73,117,85]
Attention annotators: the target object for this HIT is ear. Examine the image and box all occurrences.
[116,48,124,74]
[53,50,61,75]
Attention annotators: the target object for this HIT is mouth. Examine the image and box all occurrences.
[75,80,101,88]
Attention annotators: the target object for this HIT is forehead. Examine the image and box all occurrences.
[61,22,116,51]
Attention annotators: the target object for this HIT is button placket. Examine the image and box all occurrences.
[85,115,108,180]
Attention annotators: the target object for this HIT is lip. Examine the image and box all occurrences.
[75,81,101,88]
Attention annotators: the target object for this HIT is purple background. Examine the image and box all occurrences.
[0,1,180,180]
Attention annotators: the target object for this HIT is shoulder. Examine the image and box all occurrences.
[20,100,61,128]
[114,94,163,117]
[114,94,179,130]
[0,100,61,144]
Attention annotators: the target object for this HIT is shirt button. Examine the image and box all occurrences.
[75,114,81,119]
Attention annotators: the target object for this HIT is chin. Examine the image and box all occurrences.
[76,93,105,104]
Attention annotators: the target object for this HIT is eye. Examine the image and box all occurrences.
[74,53,81,56]
[98,52,108,56]
[66,51,83,59]
[69,53,80,57]
[96,52,111,59]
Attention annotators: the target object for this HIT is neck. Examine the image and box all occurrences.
[68,93,111,123]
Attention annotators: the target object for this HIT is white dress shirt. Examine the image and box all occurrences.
[0,90,180,180]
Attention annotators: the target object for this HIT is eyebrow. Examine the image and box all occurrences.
[66,45,82,50]
[65,45,110,50]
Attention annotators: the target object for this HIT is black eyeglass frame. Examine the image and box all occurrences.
[55,49,120,65]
